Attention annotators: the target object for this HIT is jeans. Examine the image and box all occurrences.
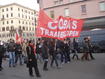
[9,52,15,67]
[50,54,58,67]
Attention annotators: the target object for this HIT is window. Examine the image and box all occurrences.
[18,13,20,17]
[22,9,23,12]
[11,7,13,10]
[7,21,9,24]
[26,27,28,31]
[30,27,31,31]
[26,16,27,19]
[6,8,8,11]
[19,20,21,24]
[22,21,24,24]
[23,26,25,31]
[2,27,5,31]
[6,27,9,31]
[11,13,13,17]
[11,20,13,24]
[6,14,8,18]
[2,34,5,37]
[3,21,4,25]
[32,17,33,20]
[81,5,87,13]
[54,1,59,5]
[32,27,34,31]
[99,2,105,11]
[2,15,4,18]
[64,8,69,17]
[35,18,37,26]
[18,8,20,11]
[59,0,63,4]
[2,9,4,12]
[26,22,27,24]
[11,26,14,30]
[50,11,55,19]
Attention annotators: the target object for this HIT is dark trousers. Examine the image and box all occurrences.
[89,50,95,59]
[81,53,89,60]
[15,54,23,65]
[0,56,3,68]
[43,59,48,70]
[28,62,40,76]
[72,50,79,60]
[65,52,71,63]
[61,52,64,63]
[50,54,58,67]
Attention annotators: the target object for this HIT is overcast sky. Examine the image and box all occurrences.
[0,0,39,11]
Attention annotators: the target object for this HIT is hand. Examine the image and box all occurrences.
[29,59,32,61]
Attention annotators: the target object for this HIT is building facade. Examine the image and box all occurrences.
[0,3,38,42]
[38,0,105,42]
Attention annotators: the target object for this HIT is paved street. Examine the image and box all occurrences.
[0,53,105,79]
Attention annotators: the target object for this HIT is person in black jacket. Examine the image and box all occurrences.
[15,43,23,65]
[7,39,16,67]
[0,41,5,71]
[49,39,59,68]
[72,38,79,60]
[26,40,41,77]
[41,39,49,71]
[64,40,71,63]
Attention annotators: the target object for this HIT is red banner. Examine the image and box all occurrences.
[37,10,84,40]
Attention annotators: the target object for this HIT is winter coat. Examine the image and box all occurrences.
[26,44,37,67]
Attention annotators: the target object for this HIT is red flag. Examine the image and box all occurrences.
[16,29,23,44]
[37,10,84,40]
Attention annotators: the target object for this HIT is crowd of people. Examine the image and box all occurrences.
[0,36,95,78]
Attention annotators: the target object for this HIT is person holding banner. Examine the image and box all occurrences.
[49,39,59,68]
[72,38,79,60]
[64,40,71,63]
[41,39,49,71]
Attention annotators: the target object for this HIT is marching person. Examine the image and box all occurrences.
[64,40,71,63]
[26,40,41,77]
[81,37,90,60]
[7,39,16,67]
[72,38,79,60]
[49,39,59,68]
[87,36,95,60]
[41,39,49,71]
[15,43,23,65]
[0,41,5,71]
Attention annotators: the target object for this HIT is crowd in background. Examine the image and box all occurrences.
[0,36,95,77]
